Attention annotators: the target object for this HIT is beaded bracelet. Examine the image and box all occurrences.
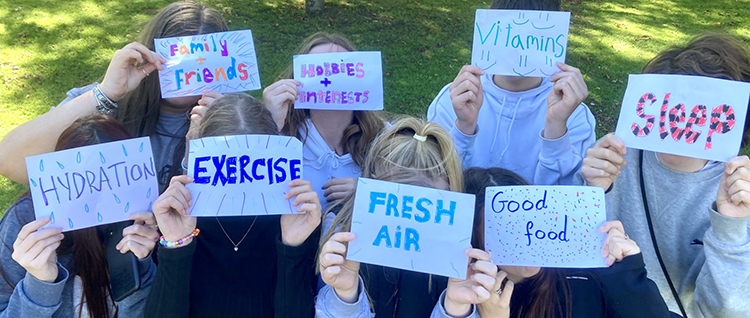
[159,228,200,248]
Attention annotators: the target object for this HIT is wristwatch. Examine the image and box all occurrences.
[93,83,119,116]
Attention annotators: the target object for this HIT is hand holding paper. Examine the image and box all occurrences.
[152,175,197,243]
[11,217,64,283]
[319,232,361,303]
[599,221,640,266]
[580,133,627,190]
[444,248,498,317]
[545,63,589,139]
[478,271,514,318]
[101,42,166,101]
[263,79,300,130]
[117,212,160,259]
[280,179,322,247]
[450,65,485,135]
[717,156,750,218]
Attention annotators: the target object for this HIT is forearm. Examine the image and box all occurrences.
[595,254,670,318]
[431,290,479,318]
[143,243,196,318]
[275,229,320,318]
[0,91,98,184]
[534,130,582,185]
[314,281,374,318]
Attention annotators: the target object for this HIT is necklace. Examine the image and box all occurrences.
[215,217,258,252]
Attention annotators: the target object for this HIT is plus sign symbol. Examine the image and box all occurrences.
[320,78,332,87]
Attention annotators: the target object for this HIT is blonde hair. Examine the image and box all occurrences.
[198,93,279,137]
[279,32,385,167]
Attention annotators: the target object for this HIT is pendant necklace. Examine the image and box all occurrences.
[215,216,258,252]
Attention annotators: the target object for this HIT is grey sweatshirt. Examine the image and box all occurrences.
[0,196,156,318]
[576,150,750,318]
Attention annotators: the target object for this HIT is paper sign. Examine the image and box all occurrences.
[615,74,750,162]
[186,135,303,216]
[155,30,261,98]
[25,137,158,232]
[484,186,607,267]
[471,9,570,77]
[347,178,475,279]
[292,51,384,110]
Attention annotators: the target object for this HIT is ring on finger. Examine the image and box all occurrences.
[494,287,502,295]
[142,69,149,77]
[624,233,630,240]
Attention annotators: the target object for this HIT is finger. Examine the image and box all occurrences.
[453,91,477,107]
[472,285,492,303]
[122,224,160,241]
[472,273,496,292]
[329,232,356,245]
[287,178,311,188]
[492,270,508,293]
[460,65,485,77]
[16,228,64,254]
[548,71,574,83]
[17,217,53,241]
[599,220,625,234]
[323,185,350,197]
[118,240,151,258]
[725,166,750,189]
[128,43,162,67]
[599,133,627,156]
[322,178,350,188]
[730,191,750,207]
[23,233,64,261]
[169,175,194,187]
[728,179,750,200]
[32,241,62,266]
[466,248,492,262]
[156,195,190,216]
[320,251,346,268]
[286,184,315,201]
[453,80,481,97]
[296,203,319,215]
[325,191,350,202]
[498,280,514,307]
[725,156,750,175]
[128,211,156,225]
[471,260,498,277]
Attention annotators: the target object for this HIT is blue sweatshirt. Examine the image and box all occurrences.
[427,74,596,185]
[0,196,155,318]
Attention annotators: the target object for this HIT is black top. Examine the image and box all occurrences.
[360,263,448,318]
[511,253,673,318]
[143,216,319,318]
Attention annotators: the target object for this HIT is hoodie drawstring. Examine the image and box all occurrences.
[499,97,522,160]
[489,96,506,153]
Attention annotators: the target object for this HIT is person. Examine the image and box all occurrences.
[143,94,322,318]
[0,1,228,193]
[0,114,159,318]
[316,118,497,318]
[427,0,595,186]
[263,32,386,213]
[577,33,750,318]
[463,167,671,318]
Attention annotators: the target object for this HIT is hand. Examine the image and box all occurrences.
[99,42,165,102]
[186,103,212,141]
[11,217,64,282]
[322,177,357,202]
[262,79,299,131]
[152,175,197,243]
[717,156,750,218]
[444,249,498,317]
[116,212,160,259]
[197,91,224,107]
[545,63,589,139]
[449,65,484,135]
[581,133,627,190]
[477,271,514,318]
[599,220,640,266]
[280,179,322,246]
[319,232,360,303]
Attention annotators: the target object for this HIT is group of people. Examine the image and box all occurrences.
[0,0,748,317]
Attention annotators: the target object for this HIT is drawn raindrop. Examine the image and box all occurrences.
[39,160,44,172]
[30,179,37,187]
[99,152,106,164]
[76,152,81,163]
[148,201,153,212]
[57,161,65,169]
[85,204,90,213]
[139,142,144,152]
[68,218,74,229]
[97,213,103,222]
[124,202,130,213]
[122,144,128,157]
[50,212,55,224]
[113,194,121,204]
[146,188,152,198]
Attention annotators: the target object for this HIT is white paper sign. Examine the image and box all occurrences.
[471,9,570,77]
[615,74,750,162]
[293,51,383,110]
[155,30,261,98]
[485,186,607,268]
[347,178,475,279]
[25,137,158,232]
[186,135,303,216]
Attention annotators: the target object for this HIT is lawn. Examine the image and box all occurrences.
[0,0,748,212]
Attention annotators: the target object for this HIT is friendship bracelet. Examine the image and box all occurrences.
[159,228,200,248]
[92,83,119,116]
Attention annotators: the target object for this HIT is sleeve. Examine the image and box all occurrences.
[314,278,374,318]
[534,103,597,185]
[275,227,321,318]
[594,253,671,318]
[426,84,478,167]
[115,257,156,317]
[694,204,750,318]
[430,289,479,318]
[142,242,197,318]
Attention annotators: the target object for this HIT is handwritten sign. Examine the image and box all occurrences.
[615,74,750,162]
[347,178,475,279]
[292,51,383,110]
[484,186,607,268]
[471,9,570,77]
[186,135,303,216]
[25,138,157,232]
[155,30,261,98]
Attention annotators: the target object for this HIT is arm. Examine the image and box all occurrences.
[113,258,156,317]
[142,243,196,318]
[314,279,374,318]
[596,254,671,318]
[0,267,69,318]
[535,105,596,185]
[275,228,321,318]
[431,290,480,318]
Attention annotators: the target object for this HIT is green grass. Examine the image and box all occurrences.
[1,0,748,213]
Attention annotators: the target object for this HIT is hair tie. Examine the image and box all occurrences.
[413,133,427,142]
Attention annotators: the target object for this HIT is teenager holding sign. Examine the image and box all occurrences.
[143,94,322,318]
[316,118,496,318]
[0,114,158,318]
[427,0,595,185]
[464,167,670,318]
[578,33,750,317]
[0,1,227,193]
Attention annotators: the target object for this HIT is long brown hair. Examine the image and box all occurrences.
[0,114,132,318]
[642,32,750,145]
[278,32,385,167]
[198,93,279,138]
[463,167,572,318]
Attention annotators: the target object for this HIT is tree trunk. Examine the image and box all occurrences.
[306,0,324,15]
